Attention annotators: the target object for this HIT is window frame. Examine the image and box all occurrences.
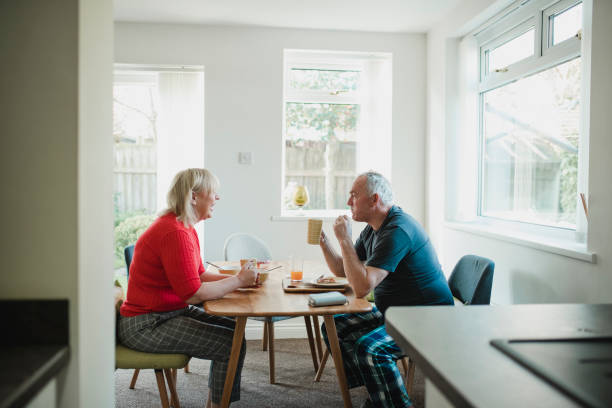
[543,0,583,53]
[479,16,537,81]
[475,0,585,234]
[281,55,365,217]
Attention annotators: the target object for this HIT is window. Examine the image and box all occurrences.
[476,0,583,230]
[488,27,535,73]
[549,2,583,46]
[113,66,204,271]
[113,72,159,219]
[282,50,392,216]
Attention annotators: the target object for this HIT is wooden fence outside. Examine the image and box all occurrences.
[285,140,356,209]
[113,143,157,214]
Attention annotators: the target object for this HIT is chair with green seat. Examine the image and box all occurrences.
[123,244,191,391]
[115,284,190,408]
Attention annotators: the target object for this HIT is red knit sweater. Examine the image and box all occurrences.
[120,212,204,317]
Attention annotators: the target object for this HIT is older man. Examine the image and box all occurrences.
[319,171,453,408]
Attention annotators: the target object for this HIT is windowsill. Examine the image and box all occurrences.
[444,221,596,263]
[271,210,350,221]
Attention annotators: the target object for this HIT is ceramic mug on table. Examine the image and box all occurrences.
[307,219,323,245]
[255,268,270,285]
[240,258,257,268]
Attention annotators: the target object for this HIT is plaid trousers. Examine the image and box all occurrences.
[321,307,412,408]
[118,305,245,404]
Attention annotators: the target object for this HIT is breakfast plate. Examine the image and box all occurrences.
[309,276,349,287]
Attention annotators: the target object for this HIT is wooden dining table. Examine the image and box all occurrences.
[203,260,372,408]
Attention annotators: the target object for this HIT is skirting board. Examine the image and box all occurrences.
[244,318,312,340]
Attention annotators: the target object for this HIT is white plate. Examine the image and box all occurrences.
[309,276,349,287]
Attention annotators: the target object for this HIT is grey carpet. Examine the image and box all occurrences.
[115,338,425,407]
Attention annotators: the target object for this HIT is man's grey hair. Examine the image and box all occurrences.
[359,171,393,206]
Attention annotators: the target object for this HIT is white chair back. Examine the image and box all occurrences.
[223,233,272,261]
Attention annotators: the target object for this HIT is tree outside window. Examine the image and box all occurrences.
[282,50,392,216]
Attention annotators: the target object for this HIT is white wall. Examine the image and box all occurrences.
[427,0,612,304]
[114,23,427,263]
[0,0,114,406]
[78,0,115,405]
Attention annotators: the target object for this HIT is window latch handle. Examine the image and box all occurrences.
[494,67,509,73]
[575,29,582,40]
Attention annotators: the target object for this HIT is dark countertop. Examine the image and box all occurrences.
[385,304,612,408]
[0,346,69,408]
[0,300,69,408]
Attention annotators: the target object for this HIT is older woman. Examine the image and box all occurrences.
[118,168,256,408]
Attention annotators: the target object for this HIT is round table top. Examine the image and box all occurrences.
[203,260,372,317]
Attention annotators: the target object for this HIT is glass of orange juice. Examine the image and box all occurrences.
[290,256,303,282]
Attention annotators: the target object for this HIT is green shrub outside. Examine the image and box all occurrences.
[114,213,157,269]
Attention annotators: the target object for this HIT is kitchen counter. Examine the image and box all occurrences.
[0,300,69,408]
[385,304,612,407]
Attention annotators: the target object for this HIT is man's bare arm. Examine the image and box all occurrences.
[337,238,388,297]
[319,230,345,277]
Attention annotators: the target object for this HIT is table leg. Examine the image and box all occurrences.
[304,316,319,372]
[262,320,268,351]
[323,315,352,408]
[267,319,275,384]
[313,315,323,361]
[220,316,247,408]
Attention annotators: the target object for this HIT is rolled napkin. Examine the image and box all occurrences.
[308,291,348,307]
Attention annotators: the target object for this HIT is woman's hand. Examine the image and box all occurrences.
[236,261,257,287]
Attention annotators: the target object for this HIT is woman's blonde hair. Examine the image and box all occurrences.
[164,168,220,226]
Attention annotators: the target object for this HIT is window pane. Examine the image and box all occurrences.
[334,176,353,209]
[284,102,359,210]
[113,84,158,216]
[489,28,534,72]
[289,69,360,92]
[551,3,582,45]
[113,82,159,269]
[286,103,359,142]
[481,58,581,228]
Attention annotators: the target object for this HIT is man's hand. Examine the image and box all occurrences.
[319,229,329,246]
[333,215,352,241]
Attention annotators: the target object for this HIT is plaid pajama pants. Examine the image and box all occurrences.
[321,307,412,408]
[118,305,245,404]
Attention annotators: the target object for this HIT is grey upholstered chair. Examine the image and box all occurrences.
[314,254,496,392]
[403,254,495,394]
[448,254,495,305]
[223,232,321,383]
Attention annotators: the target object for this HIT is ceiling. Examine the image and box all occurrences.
[114,0,464,33]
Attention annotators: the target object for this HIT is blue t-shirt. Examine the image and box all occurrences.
[355,206,454,315]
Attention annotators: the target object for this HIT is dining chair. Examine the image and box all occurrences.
[223,232,322,383]
[124,245,134,278]
[315,254,495,395]
[123,244,191,389]
[115,282,190,408]
[403,254,495,395]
